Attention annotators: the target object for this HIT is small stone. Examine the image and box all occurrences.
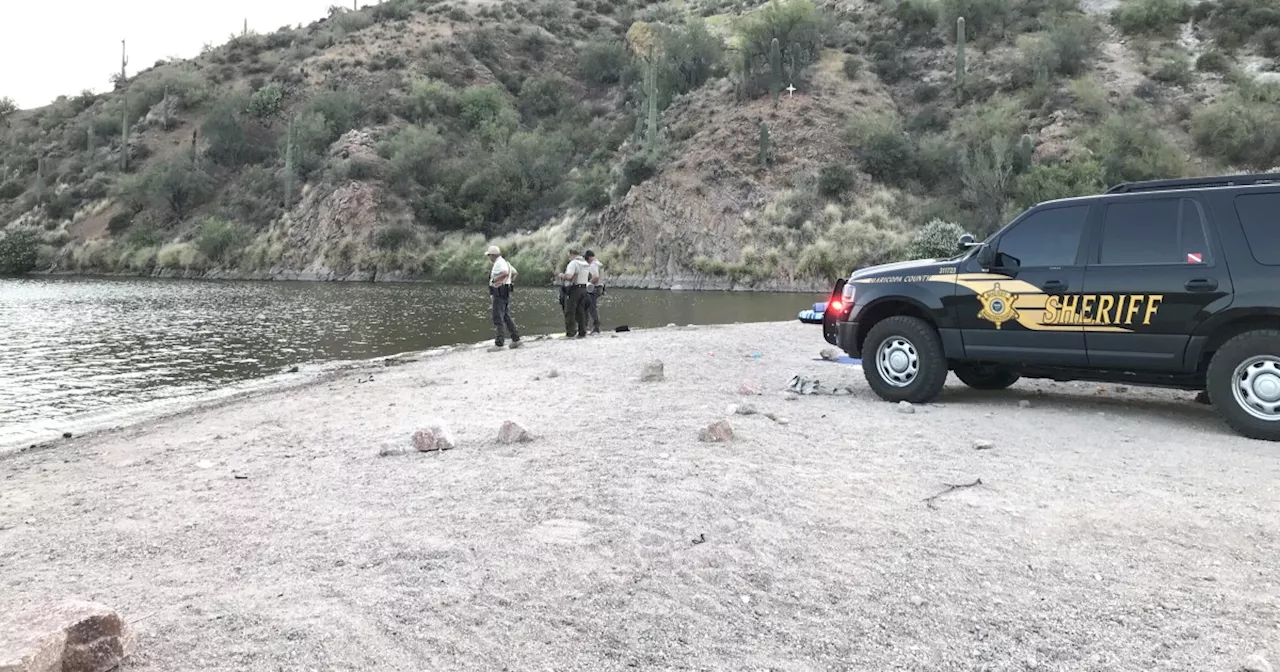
[196,460,215,469]
[1018,400,1032,409]
[287,365,299,373]
[412,423,457,452]
[0,601,135,672]
[734,404,758,416]
[740,595,750,604]
[62,432,73,439]
[820,348,840,362]
[726,404,740,415]
[497,420,534,444]
[698,420,734,442]
[1240,652,1274,672]
[909,595,925,607]
[1115,386,1129,393]
[640,360,665,382]
[898,401,915,414]
[973,440,995,451]
[738,383,762,396]
[785,395,797,401]
[667,323,677,328]
[24,518,35,526]
[547,369,560,379]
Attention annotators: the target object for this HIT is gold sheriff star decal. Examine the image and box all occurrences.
[977,283,1019,329]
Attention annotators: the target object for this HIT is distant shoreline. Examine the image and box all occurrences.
[25,269,832,293]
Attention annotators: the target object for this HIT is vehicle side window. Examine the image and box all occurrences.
[995,205,1090,268]
[1235,192,1280,265]
[1098,197,1212,265]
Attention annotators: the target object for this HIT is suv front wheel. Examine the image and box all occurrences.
[862,316,948,404]
[953,363,1021,390]
[1206,329,1280,441]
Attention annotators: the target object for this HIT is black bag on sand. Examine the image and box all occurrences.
[615,325,630,332]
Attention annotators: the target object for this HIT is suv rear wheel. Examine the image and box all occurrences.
[953,363,1021,390]
[1206,329,1280,441]
[862,316,948,404]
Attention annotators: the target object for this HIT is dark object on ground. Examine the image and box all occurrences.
[923,478,983,509]
[692,533,706,545]
[62,432,73,439]
[615,325,630,332]
[822,171,1280,441]
[1195,390,1210,405]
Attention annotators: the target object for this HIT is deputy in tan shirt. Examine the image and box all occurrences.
[556,248,591,338]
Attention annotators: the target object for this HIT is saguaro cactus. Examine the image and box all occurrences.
[1014,133,1035,170]
[120,40,129,171]
[34,157,45,203]
[86,126,96,153]
[644,45,659,145]
[769,38,782,106]
[758,122,772,168]
[284,115,296,209]
[955,17,966,103]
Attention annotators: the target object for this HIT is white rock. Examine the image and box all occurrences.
[412,423,457,452]
[196,460,214,469]
[640,360,664,382]
[820,348,840,361]
[973,440,995,450]
[898,401,915,414]
[1241,653,1274,672]
[735,404,758,416]
[0,601,135,672]
[698,420,734,442]
[1018,400,1032,409]
[497,420,534,444]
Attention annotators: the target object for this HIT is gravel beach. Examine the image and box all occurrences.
[2,321,1278,671]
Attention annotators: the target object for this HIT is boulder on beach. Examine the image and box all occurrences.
[412,423,457,452]
[698,420,734,442]
[0,601,135,672]
[640,360,664,382]
[497,420,534,444]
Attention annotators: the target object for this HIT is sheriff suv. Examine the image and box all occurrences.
[822,172,1280,441]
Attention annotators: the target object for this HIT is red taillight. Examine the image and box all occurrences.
[830,300,843,312]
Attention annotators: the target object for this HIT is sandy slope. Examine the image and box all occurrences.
[2,322,1278,671]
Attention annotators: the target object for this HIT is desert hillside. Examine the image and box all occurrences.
[1,0,1278,287]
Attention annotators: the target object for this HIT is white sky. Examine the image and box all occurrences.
[1,0,340,109]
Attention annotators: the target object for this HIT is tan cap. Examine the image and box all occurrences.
[485,245,501,256]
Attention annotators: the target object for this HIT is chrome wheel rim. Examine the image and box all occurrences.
[876,336,919,388]
[1232,355,1280,422]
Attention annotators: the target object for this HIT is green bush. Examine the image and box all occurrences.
[404,78,459,122]
[247,83,285,118]
[616,149,664,196]
[1087,109,1186,184]
[374,225,416,250]
[0,229,39,275]
[1046,14,1102,77]
[904,219,968,260]
[128,156,215,222]
[1197,0,1280,51]
[892,0,940,43]
[817,164,857,199]
[842,55,862,80]
[518,73,577,119]
[848,115,918,185]
[1151,50,1194,85]
[656,19,724,97]
[736,0,825,95]
[1191,86,1280,170]
[194,218,246,264]
[567,164,612,210]
[387,124,448,189]
[939,0,1015,40]
[1111,0,1189,36]
[579,40,631,84]
[459,84,517,131]
[202,96,270,166]
[1011,159,1105,209]
[1195,50,1230,72]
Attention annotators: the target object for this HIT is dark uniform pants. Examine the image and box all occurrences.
[586,288,601,332]
[564,285,588,337]
[491,285,519,344]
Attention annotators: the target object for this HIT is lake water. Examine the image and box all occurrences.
[0,276,823,447]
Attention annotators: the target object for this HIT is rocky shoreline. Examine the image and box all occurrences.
[2,322,1277,671]
[30,268,831,292]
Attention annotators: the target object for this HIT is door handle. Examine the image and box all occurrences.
[1185,278,1218,291]
[1041,280,1068,292]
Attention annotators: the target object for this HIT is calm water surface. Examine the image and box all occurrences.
[0,277,822,445]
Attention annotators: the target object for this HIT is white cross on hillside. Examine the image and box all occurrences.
[786,83,797,97]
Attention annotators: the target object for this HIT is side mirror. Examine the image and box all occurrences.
[976,245,996,269]
[957,233,976,249]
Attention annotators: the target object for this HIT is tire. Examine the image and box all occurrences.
[862,315,948,404]
[953,363,1021,391]
[1206,329,1280,441]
